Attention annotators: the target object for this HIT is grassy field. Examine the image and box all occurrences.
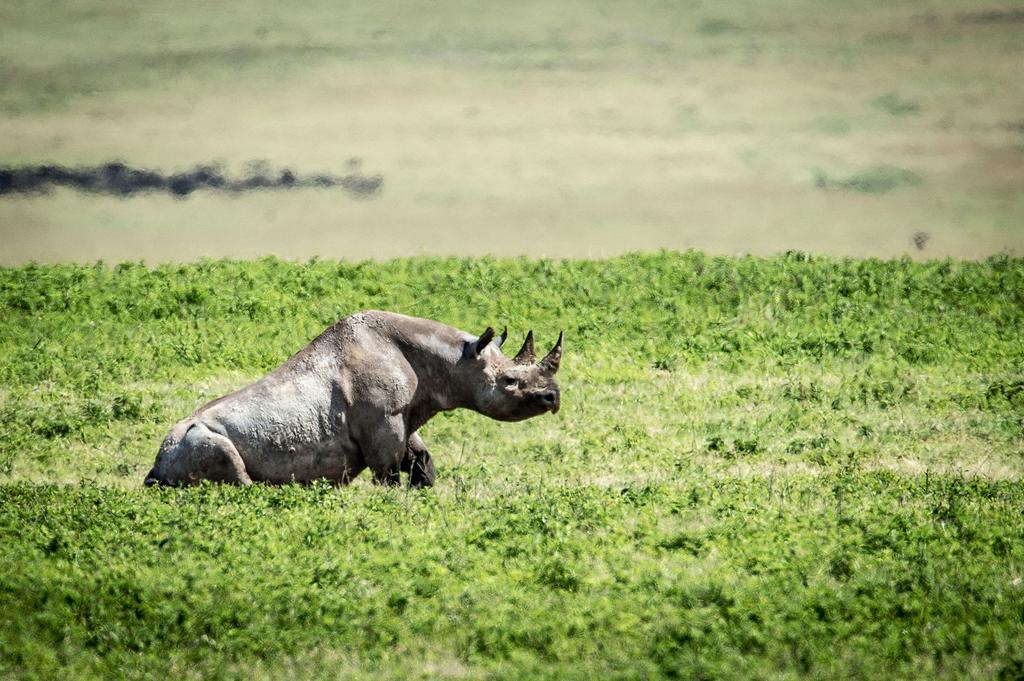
[2,0,1023,262]
[2,1,1023,676]
[1,253,1023,678]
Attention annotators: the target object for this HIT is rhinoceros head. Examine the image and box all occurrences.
[460,327,562,421]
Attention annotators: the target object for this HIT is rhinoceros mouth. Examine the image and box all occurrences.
[500,400,558,422]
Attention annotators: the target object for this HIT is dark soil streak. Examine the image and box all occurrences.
[0,161,383,198]
[957,8,1024,24]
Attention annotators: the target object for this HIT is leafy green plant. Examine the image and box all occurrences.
[0,252,1022,679]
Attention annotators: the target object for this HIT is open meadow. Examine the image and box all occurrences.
[2,0,1024,678]
[1,0,1023,262]
[1,253,1023,679]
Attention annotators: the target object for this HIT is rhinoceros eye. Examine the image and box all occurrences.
[499,375,516,388]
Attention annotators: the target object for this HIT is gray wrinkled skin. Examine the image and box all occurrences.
[145,311,562,488]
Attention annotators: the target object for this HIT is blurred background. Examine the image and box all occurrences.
[1,0,1021,264]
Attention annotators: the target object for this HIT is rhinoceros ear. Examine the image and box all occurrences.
[474,327,496,356]
[496,326,508,349]
[513,330,535,364]
[538,331,563,374]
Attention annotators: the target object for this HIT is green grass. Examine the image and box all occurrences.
[4,475,1024,680]
[1,252,1023,678]
[871,92,922,117]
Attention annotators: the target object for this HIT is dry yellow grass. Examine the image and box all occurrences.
[1,0,1021,262]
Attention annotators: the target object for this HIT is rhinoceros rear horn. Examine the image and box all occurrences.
[474,327,496,356]
[496,326,508,349]
[538,331,563,374]
[513,330,536,364]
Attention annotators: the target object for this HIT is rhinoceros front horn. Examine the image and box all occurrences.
[513,330,535,364]
[538,331,563,374]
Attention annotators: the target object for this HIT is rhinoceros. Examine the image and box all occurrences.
[145,310,562,487]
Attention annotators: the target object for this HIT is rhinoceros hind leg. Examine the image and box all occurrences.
[155,423,253,486]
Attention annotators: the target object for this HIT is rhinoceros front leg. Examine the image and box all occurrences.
[401,431,436,489]
[363,416,405,487]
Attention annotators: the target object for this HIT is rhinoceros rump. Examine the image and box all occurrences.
[145,310,562,487]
